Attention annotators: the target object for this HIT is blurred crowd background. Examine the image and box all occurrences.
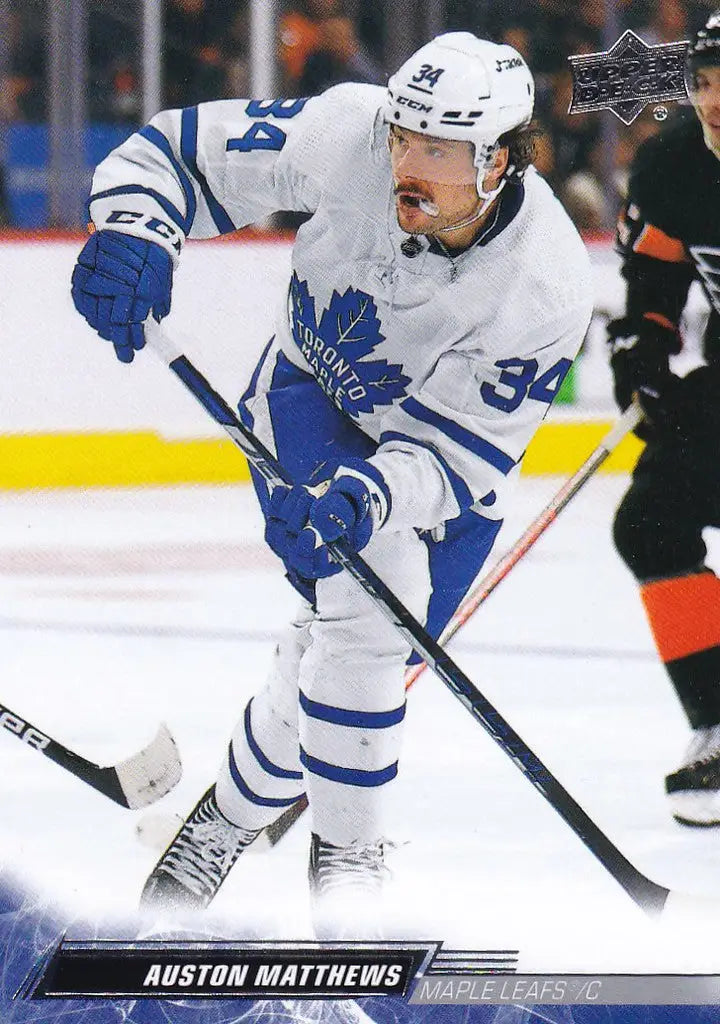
[0,0,714,232]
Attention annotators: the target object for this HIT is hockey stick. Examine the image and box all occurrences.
[151,325,681,917]
[0,701,182,808]
[263,403,643,845]
[404,401,643,688]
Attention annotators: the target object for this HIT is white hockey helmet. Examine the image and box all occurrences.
[385,32,535,190]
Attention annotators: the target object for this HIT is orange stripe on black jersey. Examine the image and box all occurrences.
[643,311,680,334]
[640,572,720,664]
[632,223,690,263]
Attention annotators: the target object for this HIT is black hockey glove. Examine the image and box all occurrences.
[607,316,681,439]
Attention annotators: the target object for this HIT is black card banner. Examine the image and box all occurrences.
[27,940,439,1000]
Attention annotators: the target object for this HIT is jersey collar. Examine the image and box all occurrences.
[426,177,525,258]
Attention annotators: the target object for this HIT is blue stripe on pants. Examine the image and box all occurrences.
[299,746,398,788]
[299,690,405,729]
[228,743,302,807]
[244,700,303,780]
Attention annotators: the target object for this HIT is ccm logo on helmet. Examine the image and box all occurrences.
[397,96,433,112]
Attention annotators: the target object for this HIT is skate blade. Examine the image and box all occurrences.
[668,789,720,827]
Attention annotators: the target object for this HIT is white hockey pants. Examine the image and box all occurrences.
[215,527,431,846]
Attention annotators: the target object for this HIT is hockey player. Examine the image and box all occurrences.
[608,11,720,828]
[71,32,592,937]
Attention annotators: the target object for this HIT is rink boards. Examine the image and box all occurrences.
[0,232,670,487]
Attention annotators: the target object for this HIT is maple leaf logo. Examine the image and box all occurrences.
[319,287,381,360]
[290,274,316,333]
[290,273,411,418]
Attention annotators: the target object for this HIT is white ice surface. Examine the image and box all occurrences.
[2,476,720,972]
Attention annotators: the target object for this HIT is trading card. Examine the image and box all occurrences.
[2,2,720,1023]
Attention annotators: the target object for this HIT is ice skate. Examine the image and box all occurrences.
[666,724,720,826]
[308,832,390,940]
[140,786,261,911]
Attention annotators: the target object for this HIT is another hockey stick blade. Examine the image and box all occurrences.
[256,795,309,850]
[112,724,183,808]
[151,327,678,917]
[10,704,183,808]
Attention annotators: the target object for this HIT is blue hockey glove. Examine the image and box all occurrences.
[265,483,342,580]
[71,229,173,362]
[266,463,386,581]
[309,473,375,547]
[265,485,314,561]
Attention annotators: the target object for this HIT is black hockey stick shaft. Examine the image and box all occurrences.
[157,331,668,916]
[1,701,127,806]
[265,404,643,845]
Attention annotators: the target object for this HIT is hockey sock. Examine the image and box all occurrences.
[640,570,720,729]
[214,697,305,831]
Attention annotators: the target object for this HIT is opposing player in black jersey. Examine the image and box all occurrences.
[608,10,720,826]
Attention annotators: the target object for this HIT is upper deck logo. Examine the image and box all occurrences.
[568,30,688,124]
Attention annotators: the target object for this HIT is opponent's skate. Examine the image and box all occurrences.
[308,832,390,940]
[666,724,720,826]
[140,786,261,911]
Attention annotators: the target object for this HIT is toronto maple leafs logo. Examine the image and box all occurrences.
[290,272,411,418]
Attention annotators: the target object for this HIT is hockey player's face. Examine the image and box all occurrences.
[692,66,720,155]
[388,126,479,235]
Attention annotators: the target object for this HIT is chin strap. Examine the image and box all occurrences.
[429,177,508,235]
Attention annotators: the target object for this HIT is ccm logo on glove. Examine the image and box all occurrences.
[265,463,388,580]
[107,210,182,253]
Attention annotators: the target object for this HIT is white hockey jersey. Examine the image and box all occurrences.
[89,84,593,532]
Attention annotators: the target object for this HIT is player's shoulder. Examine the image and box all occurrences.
[517,171,592,289]
[301,83,386,136]
[280,83,387,183]
[632,113,703,177]
[627,114,704,222]
[512,173,591,322]
[456,174,592,336]
[523,170,586,238]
